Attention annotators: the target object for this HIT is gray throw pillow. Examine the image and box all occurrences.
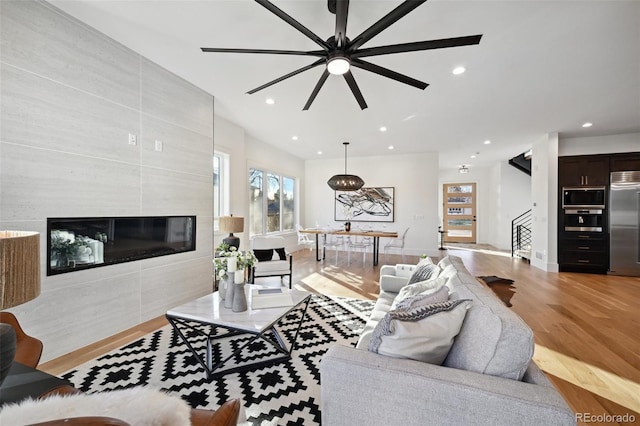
[407,263,439,284]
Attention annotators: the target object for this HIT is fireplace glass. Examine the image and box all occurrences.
[47,216,196,275]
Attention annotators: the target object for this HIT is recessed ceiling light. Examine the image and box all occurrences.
[484,140,491,145]
[452,66,466,75]
[470,155,476,159]
[379,126,387,132]
[265,98,275,105]
[582,122,593,128]
[388,145,394,150]
[317,151,323,155]
[292,136,298,141]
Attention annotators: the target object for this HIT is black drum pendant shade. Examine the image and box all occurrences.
[327,142,364,191]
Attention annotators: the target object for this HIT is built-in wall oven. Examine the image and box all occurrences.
[562,186,606,232]
[564,209,604,232]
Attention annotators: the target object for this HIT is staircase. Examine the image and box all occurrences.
[512,209,532,262]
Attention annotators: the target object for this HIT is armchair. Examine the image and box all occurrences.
[249,236,293,288]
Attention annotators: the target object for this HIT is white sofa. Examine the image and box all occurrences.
[249,236,293,288]
[320,255,576,426]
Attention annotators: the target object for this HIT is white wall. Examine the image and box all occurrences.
[305,152,440,257]
[530,133,559,271]
[213,116,305,252]
[559,132,640,156]
[1,1,213,361]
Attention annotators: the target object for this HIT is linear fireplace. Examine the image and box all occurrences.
[47,216,196,276]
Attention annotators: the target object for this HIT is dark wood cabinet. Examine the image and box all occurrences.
[558,155,610,186]
[610,152,640,172]
[557,151,639,273]
[558,232,608,273]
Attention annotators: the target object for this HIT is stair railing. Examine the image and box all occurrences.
[511,209,532,258]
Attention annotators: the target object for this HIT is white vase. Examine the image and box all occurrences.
[234,269,244,284]
[226,257,237,273]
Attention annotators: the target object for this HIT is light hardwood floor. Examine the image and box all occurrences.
[40,246,640,425]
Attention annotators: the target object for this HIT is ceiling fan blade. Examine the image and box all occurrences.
[334,0,349,48]
[348,0,427,51]
[201,47,326,57]
[343,71,368,110]
[256,0,331,51]
[352,35,483,58]
[247,59,325,94]
[303,69,330,110]
[351,59,428,90]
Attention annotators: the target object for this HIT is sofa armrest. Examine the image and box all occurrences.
[320,345,575,426]
[379,275,409,293]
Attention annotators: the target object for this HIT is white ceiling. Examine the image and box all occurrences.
[49,0,640,169]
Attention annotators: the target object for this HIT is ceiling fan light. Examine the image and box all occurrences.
[327,56,350,75]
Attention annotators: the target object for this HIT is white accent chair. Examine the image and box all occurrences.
[296,224,315,251]
[249,236,293,288]
[383,227,409,262]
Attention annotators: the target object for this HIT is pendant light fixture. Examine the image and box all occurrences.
[327,142,364,191]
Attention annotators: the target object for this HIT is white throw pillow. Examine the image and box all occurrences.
[368,299,472,365]
[394,286,449,311]
[393,276,446,308]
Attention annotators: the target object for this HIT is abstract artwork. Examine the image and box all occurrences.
[334,187,395,222]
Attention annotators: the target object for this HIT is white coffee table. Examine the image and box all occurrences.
[166,284,311,379]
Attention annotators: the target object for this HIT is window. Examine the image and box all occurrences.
[214,152,229,231]
[249,168,295,235]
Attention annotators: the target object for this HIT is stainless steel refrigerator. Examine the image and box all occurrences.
[609,171,640,276]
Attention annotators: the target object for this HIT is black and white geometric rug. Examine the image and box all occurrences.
[62,294,374,425]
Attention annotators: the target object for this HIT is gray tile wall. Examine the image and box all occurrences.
[0,0,214,362]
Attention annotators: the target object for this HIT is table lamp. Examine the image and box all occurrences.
[219,216,244,250]
[0,231,41,386]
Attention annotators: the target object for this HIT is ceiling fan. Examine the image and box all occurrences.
[202,0,482,110]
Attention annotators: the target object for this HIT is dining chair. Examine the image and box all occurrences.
[323,234,344,265]
[384,227,409,262]
[346,235,372,266]
[296,224,315,251]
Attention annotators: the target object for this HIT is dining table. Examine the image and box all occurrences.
[299,228,398,266]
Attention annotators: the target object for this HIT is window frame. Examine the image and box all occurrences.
[249,166,296,236]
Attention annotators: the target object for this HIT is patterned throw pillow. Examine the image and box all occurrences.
[394,286,450,311]
[407,263,439,284]
[368,299,472,365]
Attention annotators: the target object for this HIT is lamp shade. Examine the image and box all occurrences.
[327,174,365,191]
[219,216,244,234]
[0,231,41,310]
[327,142,364,191]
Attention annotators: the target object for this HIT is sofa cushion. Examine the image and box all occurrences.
[253,259,289,274]
[356,292,395,349]
[443,303,534,381]
[368,299,472,364]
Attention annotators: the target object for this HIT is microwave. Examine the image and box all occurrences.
[562,186,606,209]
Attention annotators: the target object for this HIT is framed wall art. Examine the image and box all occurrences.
[334,187,395,223]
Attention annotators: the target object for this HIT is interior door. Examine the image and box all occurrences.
[443,183,477,243]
